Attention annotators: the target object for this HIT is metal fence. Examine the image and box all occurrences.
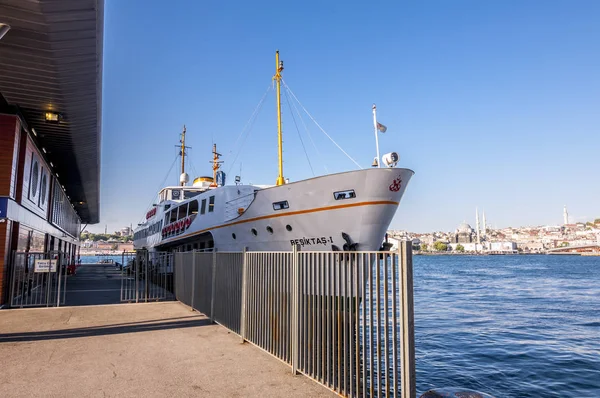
[120,250,175,303]
[175,251,244,334]
[9,251,68,308]
[172,242,415,398]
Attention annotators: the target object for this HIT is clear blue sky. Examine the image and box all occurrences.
[92,0,600,234]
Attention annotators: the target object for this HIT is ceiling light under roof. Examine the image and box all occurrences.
[32,128,37,136]
[45,112,60,123]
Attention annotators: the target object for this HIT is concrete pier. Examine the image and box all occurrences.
[0,302,334,397]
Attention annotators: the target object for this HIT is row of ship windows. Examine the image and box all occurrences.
[134,220,163,240]
[165,195,215,224]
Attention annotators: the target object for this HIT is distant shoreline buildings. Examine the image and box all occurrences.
[387,207,600,254]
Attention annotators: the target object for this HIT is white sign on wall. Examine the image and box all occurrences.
[34,259,57,273]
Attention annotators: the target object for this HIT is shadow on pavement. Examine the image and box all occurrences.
[0,317,212,343]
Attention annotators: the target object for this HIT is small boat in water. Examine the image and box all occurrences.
[133,52,414,253]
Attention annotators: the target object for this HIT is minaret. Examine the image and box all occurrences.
[482,210,487,236]
[563,205,569,225]
[475,207,481,246]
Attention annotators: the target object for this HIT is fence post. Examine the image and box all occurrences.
[144,250,149,302]
[400,241,416,398]
[210,250,217,322]
[240,247,248,343]
[190,252,196,311]
[291,244,300,375]
[56,252,63,308]
[9,251,16,308]
[135,251,140,303]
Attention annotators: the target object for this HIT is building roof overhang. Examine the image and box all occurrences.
[0,0,104,223]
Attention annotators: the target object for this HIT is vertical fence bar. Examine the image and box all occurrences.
[384,252,390,397]
[361,254,368,398]
[135,251,140,303]
[302,252,308,373]
[326,253,331,389]
[392,252,399,397]
[376,253,382,397]
[336,254,342,393]
[241,248,248,342]
[190,252,196,311]
[400,242,416,398]
[292,246,299,374]
[210,251,217,321]
[355,254,360,396]
[56,254,63,308]
[277,253,282,360]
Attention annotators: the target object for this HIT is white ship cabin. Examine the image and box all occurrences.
[158,176,215,202]
[136,175,262,252]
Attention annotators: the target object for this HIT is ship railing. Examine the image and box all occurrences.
[172,243,416,398]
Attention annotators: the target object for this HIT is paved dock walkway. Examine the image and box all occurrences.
[0,302,333,397]
[64,262,124,306]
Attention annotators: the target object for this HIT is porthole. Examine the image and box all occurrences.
[266,226,273,234]
[251,228,258,236]
[286,224,292,232]
[232,233,236,240]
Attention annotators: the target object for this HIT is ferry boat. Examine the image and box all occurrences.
[133,52,414,253]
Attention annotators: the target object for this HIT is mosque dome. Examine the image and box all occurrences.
[457,222,473,234]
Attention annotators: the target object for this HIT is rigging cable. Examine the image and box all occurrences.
[284,84,329,174]
[282,80,363,169]
[187,149,200,180]
[227,83,272,174]
[137,153,180,226]
[283,87,315,176]
[226,83,272,176]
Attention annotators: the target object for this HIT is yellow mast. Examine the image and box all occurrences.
[180,125,186,186]
[273,51,285,186]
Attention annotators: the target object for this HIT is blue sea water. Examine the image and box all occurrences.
[80,255,126,264]
[414,255,600,397]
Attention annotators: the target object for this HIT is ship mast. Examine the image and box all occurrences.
[211,143,223,182]
[274,51,285,186]
[180,125,186,186]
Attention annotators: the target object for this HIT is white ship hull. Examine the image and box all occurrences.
[134,168,413,253]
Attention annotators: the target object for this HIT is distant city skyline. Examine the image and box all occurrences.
[89,0,600,234]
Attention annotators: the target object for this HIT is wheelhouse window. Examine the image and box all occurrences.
[209,196,215,212]
[169,209,177,223]
[201,199,207,215]
[189,200,199,215]
[184,190,201,199]
[273,200,289,210]
[333,189,356,200]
